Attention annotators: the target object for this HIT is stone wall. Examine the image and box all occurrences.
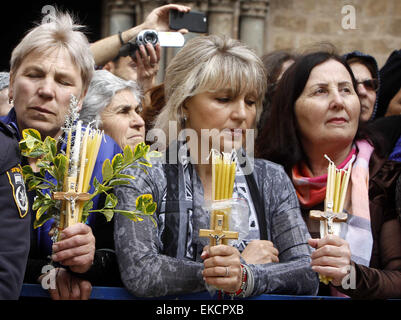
[267,0,401,67]
[102,0,401,70]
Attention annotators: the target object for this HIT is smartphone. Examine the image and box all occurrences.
[169,10,208,33]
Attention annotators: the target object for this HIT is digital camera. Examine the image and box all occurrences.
[118,30,158,59]
[135,30,159,47]
[117,29,184,60]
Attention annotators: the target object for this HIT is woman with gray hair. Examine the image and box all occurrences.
[80,70,145,150]
[113,35,318,298]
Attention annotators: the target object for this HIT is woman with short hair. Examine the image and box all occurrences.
[3,10,122,300]
[80,70,145,150]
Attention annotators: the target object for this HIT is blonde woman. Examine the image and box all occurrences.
[113,35,318,298]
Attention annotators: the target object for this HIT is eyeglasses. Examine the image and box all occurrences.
[356,79,379,91]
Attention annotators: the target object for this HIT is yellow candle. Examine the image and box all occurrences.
[333,169,342,213]
[325,162,331,211]
[224,162,230,199]
[228,162,236,199]
[77,128,89,193]
[330,164,336,205]
[215,158,222,200]
[220,161,227,200]
[338,166,351,214]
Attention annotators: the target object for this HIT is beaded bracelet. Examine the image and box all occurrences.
[224,264,247,297]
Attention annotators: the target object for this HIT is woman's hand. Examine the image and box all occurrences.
[39,268,92,300]
[51,223,96,274]
[308,235,351,286]
[201,245,242,293]
[241,240,279,264]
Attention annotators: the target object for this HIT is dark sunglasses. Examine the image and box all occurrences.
[356,79,379,91]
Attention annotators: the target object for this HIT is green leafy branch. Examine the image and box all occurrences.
[19,128,160,229]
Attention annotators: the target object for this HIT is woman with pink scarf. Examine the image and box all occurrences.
[256,51,401,299]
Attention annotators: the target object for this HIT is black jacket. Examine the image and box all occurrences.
[0,120,30,299]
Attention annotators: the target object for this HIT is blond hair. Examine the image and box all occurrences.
[10,10,94,95]
[153,35,267,141]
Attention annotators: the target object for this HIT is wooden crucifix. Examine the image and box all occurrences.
[199,210,238,246]
[52,190,91,227]
[309,210,348,236]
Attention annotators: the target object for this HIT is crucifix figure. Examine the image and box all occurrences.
[309,210,348,236]
[52,191,91,227]
[199,211,238,246]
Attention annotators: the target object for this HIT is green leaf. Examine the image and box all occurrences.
[102,209,114,222]
[96,184,113,194]
[26,148,47,158]
[104,193,118,209]
[114,173,136,180]
[81,201,94,223]
[112,153,124,172]
[53,154,68,183]
[34,214,52,229]
[145,202,157,215]
[137,160,152,167]
[145,150,162,160]
[133,143,145,160]
[28,179,41,191]
[22,128,42,141]
[102,159,113,182]
[93,176,100,189]
[44,136,57,158]
[135,194,154,212]
[36,203,53,221]
[123,145,134,165]
[36,183,51,190]
[108,179,131,186]
[22,165,34,176]
[32,199,44,211]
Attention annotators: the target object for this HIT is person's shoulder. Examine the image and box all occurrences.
[0,121,20,174]
[253,157,286,175]
[0,120,17,137]
[99,133,123,155]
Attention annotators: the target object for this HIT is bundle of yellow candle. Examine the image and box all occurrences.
[319,154,354,284]
[208,151,237,245]
[59,122,104,229]
[324,154,353,215]
[212,151,236,201]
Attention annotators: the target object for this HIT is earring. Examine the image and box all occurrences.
[183,114,187,122]
[8,98,13,105]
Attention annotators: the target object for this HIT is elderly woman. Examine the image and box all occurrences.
[256,51,401,299]
[113,35,318,298]
[80,70,145,150]
[1,11,122,299]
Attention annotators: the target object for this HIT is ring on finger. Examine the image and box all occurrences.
[225,266,230,277]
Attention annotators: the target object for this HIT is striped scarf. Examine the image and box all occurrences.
[292,147,357,208]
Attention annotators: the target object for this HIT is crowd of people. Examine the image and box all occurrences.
[1,3,401,300]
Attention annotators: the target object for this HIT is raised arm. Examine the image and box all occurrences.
[91,4,190,66]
